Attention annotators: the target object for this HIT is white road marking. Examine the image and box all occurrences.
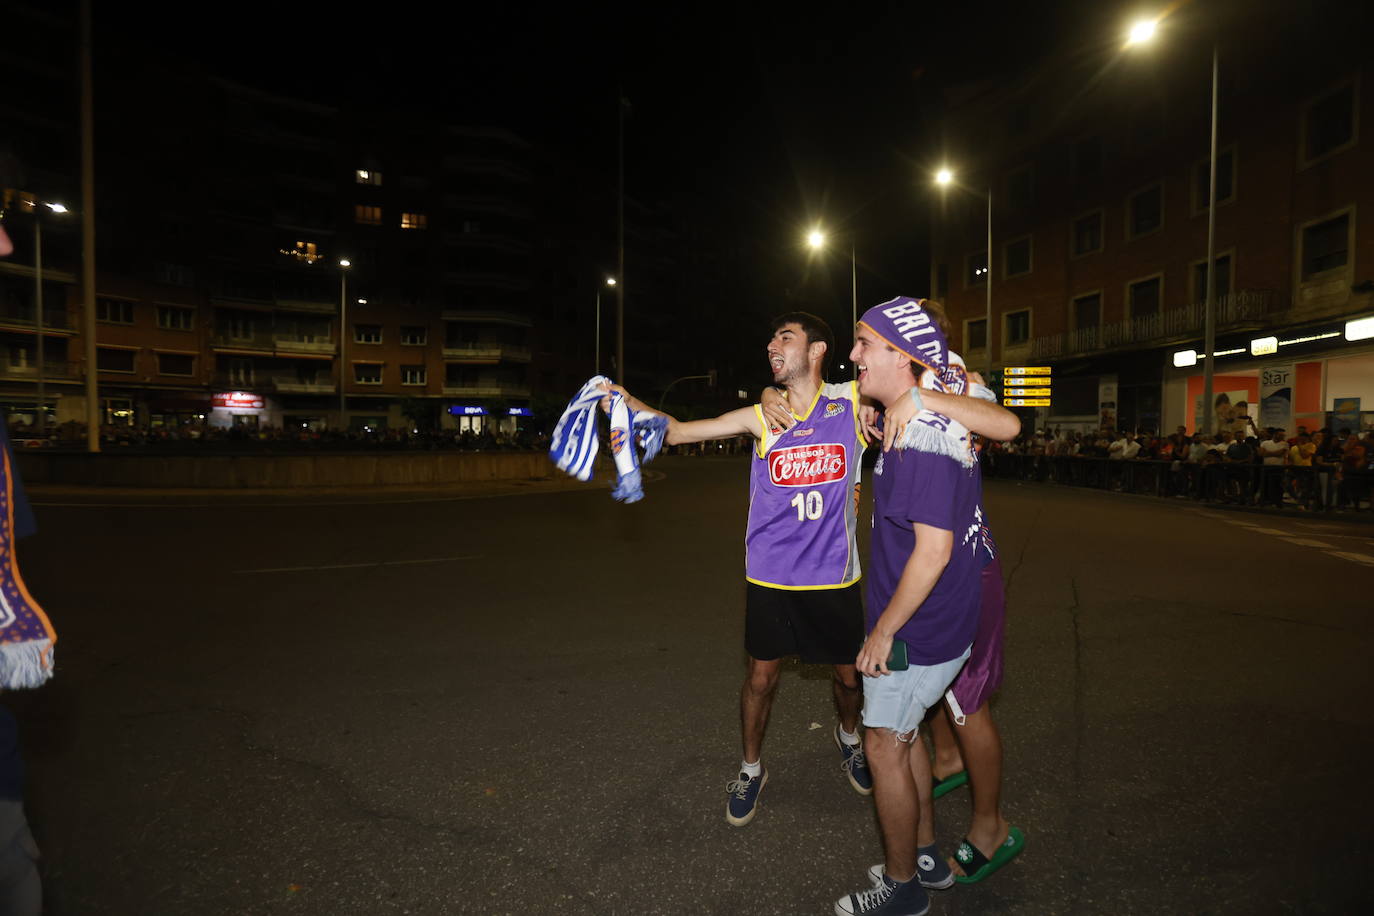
[1206,514,1374,567]
[237,556,478,574]
[1277,538,1334,548]
[1329,551,1374,566]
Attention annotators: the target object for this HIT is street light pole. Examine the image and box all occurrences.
[1202,42,1219,435]
[338,259,350,430]
[1126,19,1219,434]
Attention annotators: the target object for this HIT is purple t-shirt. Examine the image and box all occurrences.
[867,447,983,665]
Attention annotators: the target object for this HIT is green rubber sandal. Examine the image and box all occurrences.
[932,770,968,799]
[953,826,1025,884]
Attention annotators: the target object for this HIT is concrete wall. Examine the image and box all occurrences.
[15,450,555,489]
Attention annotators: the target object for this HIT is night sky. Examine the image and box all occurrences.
[100,1,1093,302]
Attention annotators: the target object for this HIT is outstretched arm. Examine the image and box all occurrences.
[604,384,761,445]
[879,375,1021,450]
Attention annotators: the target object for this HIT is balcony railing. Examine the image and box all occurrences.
[211,332,335,353]
[0,309,73,331]
[0,359,79,379]
[272,336,336,354]
[1030,290,1277,360]
[441,344,531,362]
[269,375,336,394]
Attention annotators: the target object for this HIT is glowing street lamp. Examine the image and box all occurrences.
[1127,19,1157,46]
[596,275,618,374]
[934,168,953,186]
[804,227,856,376]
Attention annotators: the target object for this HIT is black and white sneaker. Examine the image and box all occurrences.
[867,849,954,890]
[834,874,930,916]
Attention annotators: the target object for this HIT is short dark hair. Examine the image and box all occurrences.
[921,299,952,336]
[770,311,833,374]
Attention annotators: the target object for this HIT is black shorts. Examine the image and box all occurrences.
[745,581,864,665]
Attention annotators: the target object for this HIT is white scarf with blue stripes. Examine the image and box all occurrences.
[549,376,668,503]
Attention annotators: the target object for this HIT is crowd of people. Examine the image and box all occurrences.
[5,420,554,453]
[986,424,1373,510]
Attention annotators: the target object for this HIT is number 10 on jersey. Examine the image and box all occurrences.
[790,490,824,521]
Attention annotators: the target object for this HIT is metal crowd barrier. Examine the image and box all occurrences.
[980,453,1373,513]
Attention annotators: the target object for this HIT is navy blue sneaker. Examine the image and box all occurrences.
[868,846,954,890]
[835,874,930,916]
[835,726,873,795]
[725,768,767,826]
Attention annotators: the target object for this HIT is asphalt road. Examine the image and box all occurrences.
[9,456,1374,915]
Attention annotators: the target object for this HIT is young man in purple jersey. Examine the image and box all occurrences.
[834,298,987,916]
[605,312,1015,829]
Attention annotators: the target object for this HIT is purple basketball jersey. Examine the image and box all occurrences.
[745,382,867,589]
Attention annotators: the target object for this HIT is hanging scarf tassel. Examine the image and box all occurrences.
[0,447,55,690]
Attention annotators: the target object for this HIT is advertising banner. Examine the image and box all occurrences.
[1259,365,1294,432]
[1332,398,1361,432]
[1097,377,1118,431]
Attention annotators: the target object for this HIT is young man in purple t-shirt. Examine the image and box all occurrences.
[834,298,986,916]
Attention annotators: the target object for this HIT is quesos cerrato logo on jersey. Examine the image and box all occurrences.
[769,444,848,487]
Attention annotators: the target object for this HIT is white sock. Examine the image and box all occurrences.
[838,725,860,746]
[740,758,762,778]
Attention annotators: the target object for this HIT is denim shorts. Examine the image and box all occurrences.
[861,644,972,736]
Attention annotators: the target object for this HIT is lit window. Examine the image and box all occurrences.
[355,205,382,226]
[96,298,135,324]
[355,169,383,186]
[401,212,428,230]
[354,362,383,384]
[400,326,427,345]
[280,241,322,263]
[354,324,383,344]
[401,365,427,385]
[157,306,195,330]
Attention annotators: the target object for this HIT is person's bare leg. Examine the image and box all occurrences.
[927,702,964,781]
[832,663,862,734]
[867,728,918,882]
[741,657,783,764]
[946,703,1010,875]
[908,732,937,848]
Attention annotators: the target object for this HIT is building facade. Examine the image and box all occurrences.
[930,2,1374,435]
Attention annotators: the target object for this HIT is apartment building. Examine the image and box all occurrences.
[930,2,1374,434]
